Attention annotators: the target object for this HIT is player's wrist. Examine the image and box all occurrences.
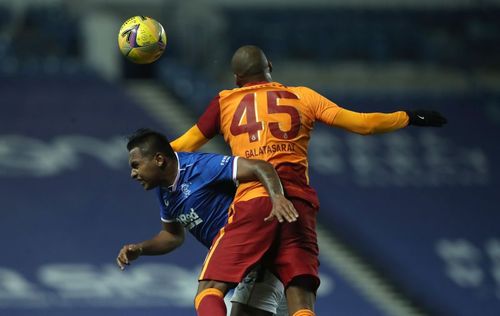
[136,244,144,255]
[269,193,286,201]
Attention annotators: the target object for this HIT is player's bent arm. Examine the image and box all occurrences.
[236,158,298,223]
[116,222,185,270]
[138,221,185,256]
[170,125,209,152]
[332,108,409,135]
[236,158,284,198]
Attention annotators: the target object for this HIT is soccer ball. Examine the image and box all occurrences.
[118,16,167,64]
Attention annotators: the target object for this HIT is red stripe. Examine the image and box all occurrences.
[276,163,320,208]
[197,95,221,139]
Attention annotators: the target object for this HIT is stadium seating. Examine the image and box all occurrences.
[1,3,499,316]
[222,8,500,67]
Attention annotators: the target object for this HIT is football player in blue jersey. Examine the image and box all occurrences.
[116,128,295,316]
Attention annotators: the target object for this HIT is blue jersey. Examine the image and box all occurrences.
[157,152,238,248]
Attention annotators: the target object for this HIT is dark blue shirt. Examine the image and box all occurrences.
[157,152,237,248]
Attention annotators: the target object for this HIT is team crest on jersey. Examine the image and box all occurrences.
[180,182,192,198]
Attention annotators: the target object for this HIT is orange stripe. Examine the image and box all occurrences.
[305,161,310,185]
[194,288,224,310]
[292,309,315,316]
[199,205,236,279]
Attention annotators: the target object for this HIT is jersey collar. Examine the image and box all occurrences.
[243,81,271,87]
[167,152,181,192]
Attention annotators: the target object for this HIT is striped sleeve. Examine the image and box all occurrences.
[170,125,209,152]
[196,95,221,139]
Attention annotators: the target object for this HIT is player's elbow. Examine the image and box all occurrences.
[173,234,185,249]
[164,235,185,253]
[254,160,275,174]
[353,122,377,135]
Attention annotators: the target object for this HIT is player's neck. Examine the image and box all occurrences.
[164,157,179,189]
[240,73,271,87]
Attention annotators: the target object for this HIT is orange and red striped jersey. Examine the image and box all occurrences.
[194,81,409,204]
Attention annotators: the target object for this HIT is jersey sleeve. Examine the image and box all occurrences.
[156,188,176,223]
[297,86,342,125]
[332,108,409,134]
[196,95,221,139]
[198,153,238,185]
[298,86,409,134]
[170,125,209,152]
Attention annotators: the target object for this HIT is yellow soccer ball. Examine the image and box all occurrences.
[118,16,167,64]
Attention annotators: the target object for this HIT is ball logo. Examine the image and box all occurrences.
[117,16,167,64]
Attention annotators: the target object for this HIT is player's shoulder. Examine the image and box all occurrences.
[219,88,237,99]
[177,151,230,165]
[286,85,317,94]
[177,151,209,164]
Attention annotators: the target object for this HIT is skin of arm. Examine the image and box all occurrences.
[116,221,185,270]
[236,157,298,223]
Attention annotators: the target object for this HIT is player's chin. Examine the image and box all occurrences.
[142,181,156,191]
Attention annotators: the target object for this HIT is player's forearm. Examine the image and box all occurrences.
[250,160,285,199]
[333,108,409,135]
[170,125,209,152]
[236,158,285,199]
[138,230,184,256]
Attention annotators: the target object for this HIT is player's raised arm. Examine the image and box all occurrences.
[171,95,221,152]
[116,221,185,270]
[331,108,447,135]
[236,158,299,223]
[170,124,209,152]
[300,86,446,134]
[331,108,410,134]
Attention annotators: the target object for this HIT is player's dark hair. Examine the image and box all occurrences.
[126,128,175,159]
[231,45,269,77]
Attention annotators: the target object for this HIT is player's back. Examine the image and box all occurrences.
[216,82,335,205]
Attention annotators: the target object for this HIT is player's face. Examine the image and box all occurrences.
[128,148,162,190]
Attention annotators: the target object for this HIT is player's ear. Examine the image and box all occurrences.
[268,61,273,73]
[235,74,242,87]
[154,153,165,166]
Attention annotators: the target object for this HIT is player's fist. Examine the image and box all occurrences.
[116,244,143,270]
[406,110,447,127]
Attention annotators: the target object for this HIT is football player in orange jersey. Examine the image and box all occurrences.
[171,45,447,316]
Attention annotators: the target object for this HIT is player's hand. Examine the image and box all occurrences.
[265,195,299,223]
[406,110,447,127]
[116,244,143,270]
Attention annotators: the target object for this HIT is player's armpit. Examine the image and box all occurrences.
[170,125,209,152]
[332,108,409,135]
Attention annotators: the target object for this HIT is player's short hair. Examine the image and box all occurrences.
[231,45,269,77]
[127,128,175,159]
